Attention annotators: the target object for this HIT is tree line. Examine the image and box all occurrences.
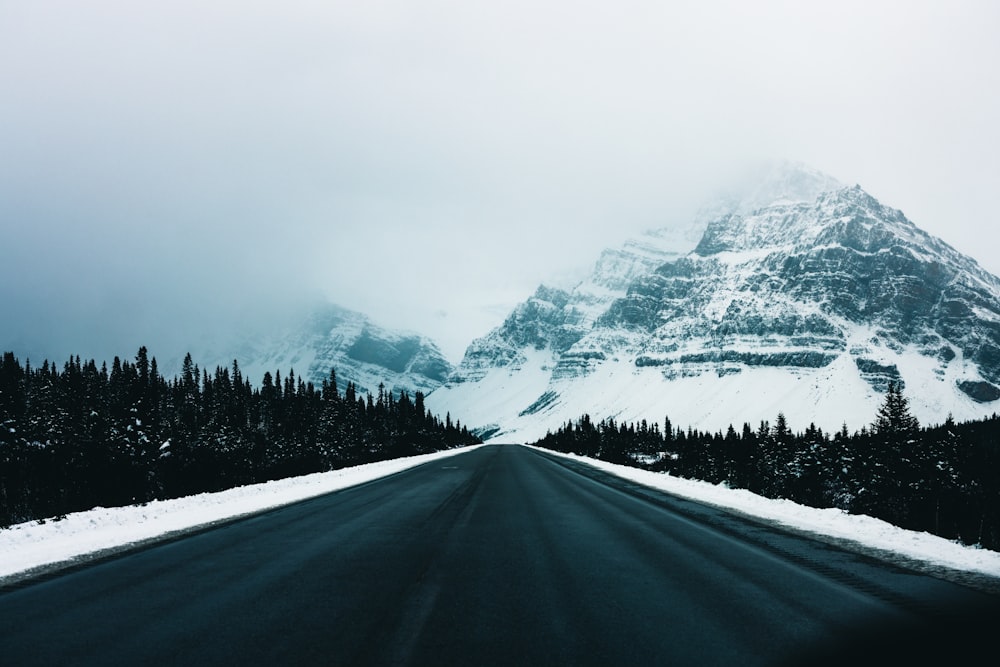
[0,348,479,527]
[532,384,1000,551]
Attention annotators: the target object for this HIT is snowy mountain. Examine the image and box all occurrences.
[189,302,452,398]
[427,163,1000,441]
[453,225,705,383]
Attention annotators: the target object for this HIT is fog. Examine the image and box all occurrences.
[2,1,999,364]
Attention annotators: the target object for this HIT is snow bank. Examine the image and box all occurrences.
[527,445,1000,579]
[3,442,999,586]
[0,445,484,581]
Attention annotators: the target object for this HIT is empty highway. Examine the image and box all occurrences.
[1,444,996,665]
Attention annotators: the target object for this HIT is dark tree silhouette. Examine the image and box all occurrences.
[0,349,480,527]
[532,384,1000,552]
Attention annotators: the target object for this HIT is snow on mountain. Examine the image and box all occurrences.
[450,223,707,388]
[427,163,1000,442]
[432,212,708,439]
[189,302,452,398]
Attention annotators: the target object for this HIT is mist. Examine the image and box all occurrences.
[2,1,999,365]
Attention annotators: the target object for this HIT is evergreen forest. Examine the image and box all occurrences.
[0,348,480,527]
[532,384,1000,551]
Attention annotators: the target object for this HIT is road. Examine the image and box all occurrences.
[1,444,997,665]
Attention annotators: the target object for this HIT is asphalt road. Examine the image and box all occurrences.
[1,444,997,666]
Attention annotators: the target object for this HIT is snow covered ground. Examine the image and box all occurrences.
[528,446,1000,586]
[3,443,999,589]
[434,341,1000,445]
[0,446,486,582]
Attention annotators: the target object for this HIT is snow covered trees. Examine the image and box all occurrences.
[859,382,922,526]
[0,349,480,527]
[872,382,920,437]
[532,385,1000,551]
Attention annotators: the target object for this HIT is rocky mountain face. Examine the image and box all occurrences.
[600,184,1000,393]
[427,164,1000,441]
[195,302,452,398]
[453,224,705,385]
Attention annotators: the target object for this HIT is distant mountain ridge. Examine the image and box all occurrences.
[193,302,452,398]
[427,163,1000,441]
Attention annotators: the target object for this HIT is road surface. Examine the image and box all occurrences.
[1,444,997,665]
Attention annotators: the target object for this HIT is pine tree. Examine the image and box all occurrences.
[324,367,339,401]
[868,382,921,527]
[872,382,919,437]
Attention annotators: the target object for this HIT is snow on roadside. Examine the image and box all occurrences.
[526,446,1000,579]
[4,442,999,585]
[0,445,485,581]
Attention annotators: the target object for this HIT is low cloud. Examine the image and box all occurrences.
[2,1,998,364]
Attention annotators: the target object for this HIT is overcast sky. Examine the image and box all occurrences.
[2,1,999,364]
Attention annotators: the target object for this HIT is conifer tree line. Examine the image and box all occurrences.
[532,384,1000,551]
[0,348,479,527]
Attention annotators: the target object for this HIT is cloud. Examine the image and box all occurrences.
[2,1,999,364]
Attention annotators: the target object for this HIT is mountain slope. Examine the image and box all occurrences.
[192,302,452,398]
[428,166,1000,441]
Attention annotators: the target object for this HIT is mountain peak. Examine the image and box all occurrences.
[740,160,843,211]
[697,160,842,220]
[429,167,1000,442]
[693,180,919,258]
